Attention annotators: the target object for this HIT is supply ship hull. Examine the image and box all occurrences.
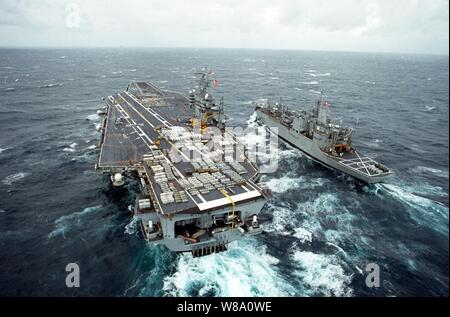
[254,97,392,184]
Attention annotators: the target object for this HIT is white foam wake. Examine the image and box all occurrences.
[291,250,353,296]
[163,239,296,297]
[411,166,449,179]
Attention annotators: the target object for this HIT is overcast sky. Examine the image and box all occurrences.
[0,0,448,54]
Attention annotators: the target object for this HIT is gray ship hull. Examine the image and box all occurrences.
[256,110,391,183]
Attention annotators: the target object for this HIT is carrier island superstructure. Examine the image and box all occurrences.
[253,94,392,183]
[96,71,267,256]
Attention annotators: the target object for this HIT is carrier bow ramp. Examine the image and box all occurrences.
[96,78,267,255]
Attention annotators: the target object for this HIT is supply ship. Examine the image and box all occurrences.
[253,94,392,183]
[96,71,267,256]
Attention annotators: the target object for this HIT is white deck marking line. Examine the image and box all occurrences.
[124,91,173,128]
[114,104,153,148]
[241,185,250,192]
[197,190,262,211]
[338,156,374,164]
[343,160,375,168]
[135,125,154,145]
[354,150,371,175]
[116,104,130,119]
[119,94,156,129]
[197,194,207,203]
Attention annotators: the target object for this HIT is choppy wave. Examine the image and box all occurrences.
[309,72,331,77]
[48,205,102,239]
[86,113,100,121]
[40,83,63,89]
[163,239,296,296]
[262,175,304,193]
[2,172,29,185]
[291,250,353,296]
[62,142,78,152]
[411,166,449,179]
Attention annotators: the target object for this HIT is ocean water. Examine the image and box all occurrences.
[0,48,448,296]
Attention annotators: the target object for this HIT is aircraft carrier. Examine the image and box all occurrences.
[253,93,392,183]
[96,71,267,256]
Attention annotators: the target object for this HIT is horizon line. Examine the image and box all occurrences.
[0,45,448,56]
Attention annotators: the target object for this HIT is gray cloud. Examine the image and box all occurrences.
[0,0,448,54]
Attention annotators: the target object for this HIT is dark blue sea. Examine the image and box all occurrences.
[0,48,448,296]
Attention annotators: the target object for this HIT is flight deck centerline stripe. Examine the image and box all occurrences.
[118,94,156,129]
[124,91,173,128]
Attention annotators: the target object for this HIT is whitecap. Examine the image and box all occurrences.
[270,77,280,80]
[40,83,63,89]
[86,113,99,121]
[2,172,29,185]
[309,89,321,94]
[301,81,319,85]
[291,250,353,296]
[62,142,78,152]
[294,87,302,91]
[293,227,313,243]
[159,80,168,84]
[262,175,304,193]
[129,69,137,72]
[309,72,330,77]
[424,105,436,111]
